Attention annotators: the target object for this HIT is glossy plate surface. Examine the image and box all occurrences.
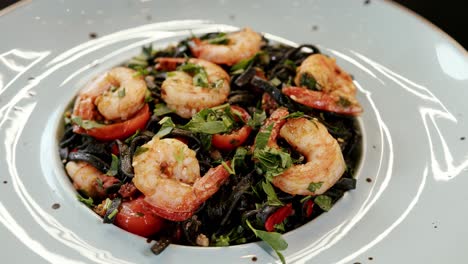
[0,0,467,263]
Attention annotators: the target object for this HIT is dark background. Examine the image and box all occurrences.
[0,0,466,50]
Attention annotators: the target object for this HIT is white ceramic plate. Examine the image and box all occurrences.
[1,0,467,263]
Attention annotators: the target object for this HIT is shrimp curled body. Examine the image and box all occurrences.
[157,58,231,118]
[132,137,231,221]
[282,54,363,116]
[272,117,346,195]
[189,27,262,66]
[73,67,147,122]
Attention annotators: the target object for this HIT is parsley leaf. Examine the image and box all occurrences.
[254,147,292,180]
[314,195,332,211]
[125,130,140,144]
[153,103,174,116]
[254,124,273,150]
[247,110,266,129]
[155,116,175,138]
[71,116,104,130]
[106,154,119,176]
[177,62,209,88]
[307,182,323,193]
[282,111,304,119]
[262,181,283,206]
[300,72,318,90]
[182,107,235,134]
[77,194,94,207]
[246,220,288,264]
[232,147,248,174]
[222,161,235,175]
[134,146,149,156]
[118,87,126,98]
[206,32,229,45]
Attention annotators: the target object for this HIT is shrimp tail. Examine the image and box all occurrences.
[188,38,203,58]
[282,86,363,116]
[193,163,231,201]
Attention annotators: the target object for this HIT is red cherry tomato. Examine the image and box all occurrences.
[74,104,150,141]
[212,106,252,151]
[114,197,165,237]
[264,203,293,232]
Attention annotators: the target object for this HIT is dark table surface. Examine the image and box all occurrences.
[0,0,466,50]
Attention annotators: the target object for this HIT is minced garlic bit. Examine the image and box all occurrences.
[196,234,209,247]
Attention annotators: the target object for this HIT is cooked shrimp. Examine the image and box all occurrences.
[73,67,147,121]
[65,161,120,199]
[271,118,346,195]
[132,137,231,221]
[189,27,262,66]
[156,58,230,118]
[282,54,363,116]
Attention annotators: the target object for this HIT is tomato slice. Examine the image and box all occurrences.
[74,104,150,141]
[114,197,165,237]
[264,203,293,232]
[212,106,252,151]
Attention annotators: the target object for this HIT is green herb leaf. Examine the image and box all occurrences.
[199,133,212,151]
[118,87,126,98]
[270,77,282,86]
[212,234,230,246]
[153,103,174,116]
[210,79,225,89]
[254,124,273,150]
[247,110,266,129]
[174,146,185,163]
[284,59,296,70]
[262,181,283,206]
[300,195,313,203]
[71,116,104,130]
[103,198,112,211]
[106,154,119,176]
[135,212,145,217]
[337,96,352,107]
[144,89,154,103]
[222,161,235,175]
[300,72,318,91]
[182,107,235,134]
[96,177,104,189]
[206,33,229,45]
[254,147,293,180]
[107,208,118,220]
[230,55,256,73]
[283,111,304,119]
[155,116,175,138]
[307,182,323,193]
[134,146,149,156]
[232,147,248,174]
[177,62,210,88]
[167,71,176,77]
[77,194,94,207]
[314,195,332,211]
[246,220,288,264]
[125,130,140,144]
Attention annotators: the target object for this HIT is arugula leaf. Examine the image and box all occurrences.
[134,146,149,156]
[153,103,174,116]
[314,195,332,211]
[307,182,323,193]
[262,181,283,206]
[246,220,288,264]
[155,117,175,138]
[77,194,94,207]
[106,154,119,176]
[182,107,235,134]
[71,116,104,130]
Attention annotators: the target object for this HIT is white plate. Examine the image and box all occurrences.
[1,1,467,263]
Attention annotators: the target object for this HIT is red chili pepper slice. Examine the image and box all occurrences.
[304,199,315,218]
[264,203,293,232]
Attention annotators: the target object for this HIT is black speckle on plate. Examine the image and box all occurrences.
[461,136,465,141]
[311,25,319,31]
[52,203,61,209]
[229,14,235,21]
[364,0,370,5]
[368,257,374,260]
[366,178,372,183]
[251,256,257,262]
[89,32,98,39]
[3,180,7,184]
[146,15,152,21]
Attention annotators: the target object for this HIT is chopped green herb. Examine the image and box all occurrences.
[262,181,283,206]
[71,116,104,130]
[232,147,248,174]
[107,208,118,220]
[246,220,288,264]
[167,71,176,77]
[282,111,304,119]
[270,77,282,86]
[274,222,286,232]
[254,147,293,180]
[199,133,212,151]
[125,130,140,144]
[254,124,273,150]
[106,154,119,176]
[314,195,332,211]
[96,177,104,189]
[222,161,235,175]
[103,198,112,211]
[118,87,126,98]
[133,67,149,77]
[206,33,229,45]
[182,107,235,134]
[135,212,145,217]
[247,110,266,129]
[144,89,154,103]
[110,85,119,92]
[177,62,209,88]
[210,79,225,89]
[134,146,149,156]
[300,72,318,90]
[337,96,352,107]
[300,195,313,203]
[153,103,174,116]
[284,59,296,70]
[174,147,185,163]
[307,182,323,193]
[212,234,230,246]
[77,194,94,207]
[155,116,175,138]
